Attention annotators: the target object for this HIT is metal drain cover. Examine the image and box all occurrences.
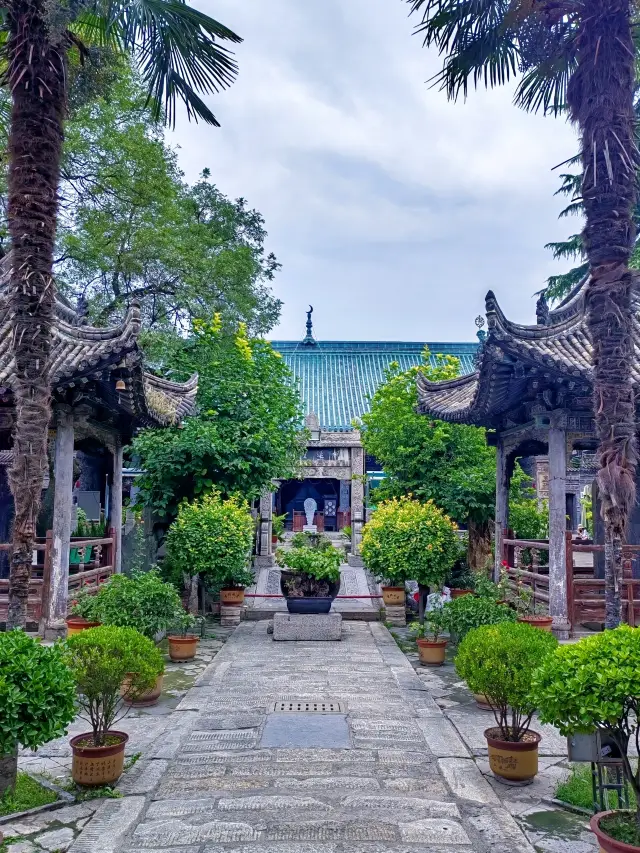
[272,700,345,714]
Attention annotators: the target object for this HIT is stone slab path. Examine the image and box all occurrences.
[69,620,540,853]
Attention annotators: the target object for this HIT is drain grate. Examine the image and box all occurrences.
[272,700,345,714]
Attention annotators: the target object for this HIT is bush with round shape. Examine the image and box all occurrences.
[64,626,164,747]
[276,533,342,597]
[456,621,557,742]
[361,496,458,588]
[0,631,76,794]
[91,569,182,640]
[165,492,254,591]
[533,625,640,846]
[443,594,516,643]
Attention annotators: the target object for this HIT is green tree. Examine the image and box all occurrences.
[407,0,637,627]
[55,67,281,333]
[132,317,305,520]
[5,0,241,629]
[361,349,496,568]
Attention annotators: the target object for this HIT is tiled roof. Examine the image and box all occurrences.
[270,340,478,431]
[417,281,639,426]
[0,256,197,427]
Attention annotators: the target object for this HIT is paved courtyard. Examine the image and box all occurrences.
[64,620,561,853]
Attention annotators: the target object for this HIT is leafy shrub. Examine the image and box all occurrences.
[0,631,76,773]
[65,626,164,746]
[276,533,342,596]
[69,587,101,621]
[165,492,254,590]
[533,625,640,839]
[361,496,458,587]
[92,569,182,639]
[410,606,447,642]
[456,621,557,741]
[443,594,516,642]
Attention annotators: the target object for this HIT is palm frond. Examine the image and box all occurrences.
[514,48,576,114]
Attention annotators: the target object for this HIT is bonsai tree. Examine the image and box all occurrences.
[0,630,76,793]
[533,625,640,845]
[456,622,557,742]
[276,533,342,597]
[92,569,182,640]
[165,492,254,611]
[361,496,459,595]
[443,594,516,643]
[64,626,165,747]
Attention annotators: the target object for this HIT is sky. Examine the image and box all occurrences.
[170,0,580,343]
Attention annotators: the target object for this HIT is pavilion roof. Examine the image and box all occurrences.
[416,281,640,426]
[0,257,197,427]
[271,340,478,431]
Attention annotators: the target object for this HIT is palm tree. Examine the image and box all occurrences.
[407,0,637,628]
[4,0,241,629]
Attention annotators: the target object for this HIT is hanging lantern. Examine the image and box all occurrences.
[115,378,126,391]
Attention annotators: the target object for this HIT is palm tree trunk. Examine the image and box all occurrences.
[568,0,638,629]
[5,0,66,629]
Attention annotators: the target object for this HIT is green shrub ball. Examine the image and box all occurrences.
[444,594,516,643]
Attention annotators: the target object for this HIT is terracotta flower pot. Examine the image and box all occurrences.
[168,635,199,661]
[220,587,245,606]
[590,811,640,853]
[416,638,448,666]
[473,693,493,710]
[66,617,100,636]
[70,731,128,786]
[381,586,405,606]
[122,673,164,707]
[485,727,541,783]
[451,589,473,599]
[517,615,554,632]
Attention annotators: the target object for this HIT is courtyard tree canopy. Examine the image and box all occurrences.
[132,319,305,521]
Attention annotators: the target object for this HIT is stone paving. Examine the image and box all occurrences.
[65,620,554,853]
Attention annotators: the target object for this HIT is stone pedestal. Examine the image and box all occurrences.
[220,605,242,627]
[385,605,406,627]
[273,612,342,641]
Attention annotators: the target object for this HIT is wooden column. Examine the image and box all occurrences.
[47,406,74,636]
[548,423,570,638]
[494,435,510,581]
[111,441,123,574]
[349,445,365,566]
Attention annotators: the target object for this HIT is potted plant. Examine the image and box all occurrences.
[410,606,449,666]
[167,611,202,661]
[533,625,640,852]
[276,532,342,614]
[67,587,101,635]
[342,525,352,555]
[443,593,516,644]
[272,512,287,545]
[455,621,557,783]
[511,571,553,631]
[448,570,476,598]
[0,631,76,795]
[165,492,254,608]
[64,626,164,786]
[361,496,459,608]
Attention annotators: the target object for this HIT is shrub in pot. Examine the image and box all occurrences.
[361,496,459,607]
[533,625,640,851]
[455,621,557,783]
[0,631,76,795]
[510,571,553,631]
[67,587,101,634]
[443,594,516,644]
[165,492,254,608]
[64,626,164,786]
[168,611,202,661]
[272,512,287,545]
[276,532,342,614]
[410,606,448,666]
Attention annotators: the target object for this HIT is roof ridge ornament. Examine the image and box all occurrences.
[302,304,317,345]
[536,292,550,326]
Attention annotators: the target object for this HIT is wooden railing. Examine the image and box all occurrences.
[0,529,115,628]
[502,531,640,631]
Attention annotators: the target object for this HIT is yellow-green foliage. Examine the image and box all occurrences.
[361,495,458,587]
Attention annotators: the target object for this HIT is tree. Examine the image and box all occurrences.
[4,1,241,629]
[361,349,497,568]
[407,0,637,627]
[132,318,305,521]
[55,66,281,333]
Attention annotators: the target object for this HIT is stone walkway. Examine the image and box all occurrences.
[68,620,544,853]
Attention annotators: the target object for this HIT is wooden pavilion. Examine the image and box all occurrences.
[417,280,640,637]
[0,258,197,634]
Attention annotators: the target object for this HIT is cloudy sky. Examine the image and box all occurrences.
[170,0,580,343]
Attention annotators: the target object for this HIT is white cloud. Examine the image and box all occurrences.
[169,0,581,340]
